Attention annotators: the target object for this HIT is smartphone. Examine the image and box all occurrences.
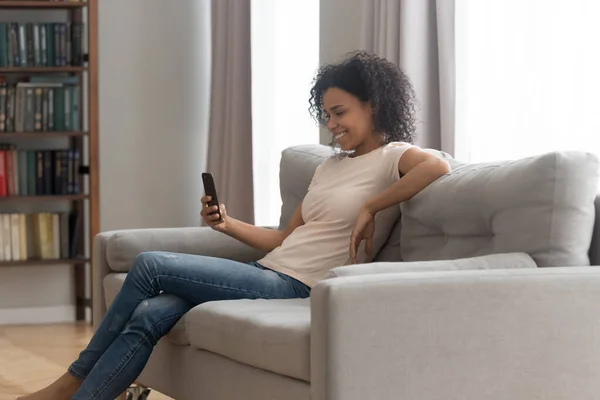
[202,172,222,222]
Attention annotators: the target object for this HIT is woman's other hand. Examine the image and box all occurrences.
[349,206,376,264]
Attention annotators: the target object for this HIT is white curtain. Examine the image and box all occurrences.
[360,0,456,155]
[207,0,255,223]
[455,0,600,163]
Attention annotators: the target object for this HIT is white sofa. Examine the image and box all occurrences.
[93,144,600,399]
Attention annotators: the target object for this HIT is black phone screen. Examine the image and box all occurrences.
[202,173,222,221]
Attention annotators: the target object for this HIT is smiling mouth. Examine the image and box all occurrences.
[334,131,347,140]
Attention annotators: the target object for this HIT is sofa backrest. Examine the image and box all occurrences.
[398,151,599,267]
[278,145,333,229]
[278,144,600,267]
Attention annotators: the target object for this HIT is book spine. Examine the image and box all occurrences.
[40,24,47,67]
[19,213,27,260]
[48,88,54,131]
[10,24,19,67]
[0,215,4,261]
[0,23,7,67]
[38,213,49,259]
[54,24,60,67]
[14,86,22,132]
[25,88,34,132]
[34,87,42,131]
[71,85,79,131]
[26,23,34,67]
[0,149,6,197]
[46,23,55,67]
[44,213,53,259]
[27,151,36,195]
[36,151,43,195]
[33,24,41,66]
[18,151,27,197]
[10,213,20,261]
[42,88,49,131]
[54,150,63,195]
[0,83,6,132]
[18,23,26,67]
[60,212,69,258]
[6,147,14,196]
[64,86,71,131]
[60,24,67,67]
[3,214,11,260]
[61,149,69,194]
[43,150,52,195]
[65,22,71,66]
[6,86,15,132]
[11,148,18,196]
[52,213,60,259]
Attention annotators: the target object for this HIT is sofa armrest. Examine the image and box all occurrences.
[92,227,267,327]
[324,252,536,279]
[310,266,600,400]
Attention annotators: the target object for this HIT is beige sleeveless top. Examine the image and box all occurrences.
[258,142,414,287]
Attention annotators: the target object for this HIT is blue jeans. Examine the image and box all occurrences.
[68,251,310,400]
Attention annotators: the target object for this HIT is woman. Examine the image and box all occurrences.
[19,51,449,400]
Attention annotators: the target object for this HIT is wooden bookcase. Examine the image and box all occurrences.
[0,0,98,322]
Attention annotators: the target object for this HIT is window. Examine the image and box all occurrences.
[455,0,600,163]
[251,0,320,227]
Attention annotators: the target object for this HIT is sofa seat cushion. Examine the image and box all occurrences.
[185,298,311,382]
[103,274,190,346]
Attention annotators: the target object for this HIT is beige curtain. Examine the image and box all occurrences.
[360,0,456,156]
[207,0,255,223]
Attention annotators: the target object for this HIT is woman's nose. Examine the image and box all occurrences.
[326,118,337,131]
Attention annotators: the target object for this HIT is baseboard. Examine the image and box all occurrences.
[0,305,76,325]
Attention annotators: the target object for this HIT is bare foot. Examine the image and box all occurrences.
[16,371,82,400]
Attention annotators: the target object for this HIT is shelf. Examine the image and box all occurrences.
[0,66,86,74]
[0,258,89,267]
[0,131,87,138]
[0,1,87,9]
[0,194,87,202]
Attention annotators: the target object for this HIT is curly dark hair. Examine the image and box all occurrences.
[308,51,417,145]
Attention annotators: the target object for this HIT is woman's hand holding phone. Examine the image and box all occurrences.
[201,196,229,232]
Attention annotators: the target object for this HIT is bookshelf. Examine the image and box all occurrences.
[0,0,98,322]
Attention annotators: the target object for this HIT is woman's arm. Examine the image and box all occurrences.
[349,147,450,262]
[364,147,451,214]
[224,203,305,253]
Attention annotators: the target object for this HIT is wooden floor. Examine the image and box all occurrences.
[0,323,173,400]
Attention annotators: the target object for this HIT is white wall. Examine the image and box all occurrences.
[0,0,211,325]
[319,0,363,144]
[99,0,211,231]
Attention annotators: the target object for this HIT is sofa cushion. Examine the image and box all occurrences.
[278,144,332,230]
[185,298,311,382]
[325,252,537,279]
[103,274,190,346]
[375,148,457,262]
[400,151,599,267]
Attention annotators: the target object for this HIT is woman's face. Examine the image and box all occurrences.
[323,87,375,152]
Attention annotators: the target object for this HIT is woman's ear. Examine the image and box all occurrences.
[362,100,374,113]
